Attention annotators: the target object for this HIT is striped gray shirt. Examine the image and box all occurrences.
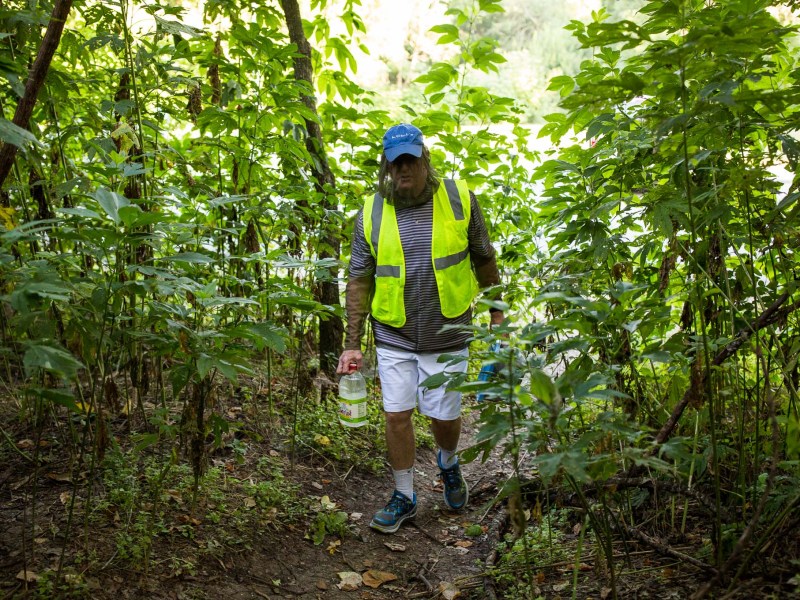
[349,188,497,353]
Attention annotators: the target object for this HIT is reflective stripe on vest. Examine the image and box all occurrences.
[362,179,478,327]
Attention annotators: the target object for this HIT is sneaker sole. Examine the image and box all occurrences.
[369,506,417,534]
[442,478,469,511]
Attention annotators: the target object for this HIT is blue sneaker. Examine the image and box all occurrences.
[438,452,469,511]
[370,490,417,534]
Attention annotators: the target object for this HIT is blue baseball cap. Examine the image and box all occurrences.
[382,123,424,162]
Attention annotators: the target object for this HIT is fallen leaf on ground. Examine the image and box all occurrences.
[316,580,328,590]
[362,569,397,589]
[336,571,362,591]
[311,482,323,490]
[552,582,570,592]
[349,512,363,521]
[59,491,72,505]
[244,497,256,508]
[326,539,341,555]
[177,514,201,526]
[314,434,331,446]
[16,570,38,582]
[438,581,461,599]
[320,495,336,510]
[454,540,473,548]
[384,542,406,552]
[166,489,183,502]
[33,538,46,544]
[46,472,72,483]
[601,586,613,599]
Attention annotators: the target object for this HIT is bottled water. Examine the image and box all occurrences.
[338,369,367,427]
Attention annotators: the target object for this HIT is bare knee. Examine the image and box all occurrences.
[385,409,414,430]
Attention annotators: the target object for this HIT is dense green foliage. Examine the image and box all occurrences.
[0,0,799,597]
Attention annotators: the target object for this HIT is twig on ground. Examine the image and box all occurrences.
[410,520,445,545]
[623,525,717,574]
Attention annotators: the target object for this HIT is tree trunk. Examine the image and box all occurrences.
[0,0,74,188]
[279,0,344,393]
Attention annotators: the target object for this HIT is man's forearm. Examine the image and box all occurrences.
[473,252,501,290]
[343,275,373,350]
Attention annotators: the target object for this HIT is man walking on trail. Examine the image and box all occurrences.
[336,123,504,534]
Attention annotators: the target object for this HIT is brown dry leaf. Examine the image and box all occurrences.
[16,439,35,449]
[316,580,328,590]
[384,542,406,552]
[600,586,613,599]
[438,582,461,599]
[59,491,72,505]
[33,537,47,544]
[536,571,546,584]
[336,571,362,591]
[177,514,201,526]
[46,472,72,483]
[454,540,473,548]
[16,570,38,582]
[166,489,182,502]
[362,569,397,589]
[552,582,570,592]
[243,497,256,508]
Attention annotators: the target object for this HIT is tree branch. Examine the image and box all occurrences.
[654,292,798,446]
[0,0,74,187]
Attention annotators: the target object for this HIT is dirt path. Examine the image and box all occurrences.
[0,409,511,600]
[202,418,509,600]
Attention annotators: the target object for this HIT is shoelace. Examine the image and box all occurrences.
[386,492,410,514]
[441,465,461,488]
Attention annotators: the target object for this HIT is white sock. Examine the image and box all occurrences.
[438,447,458,469]
[393,467,414,500]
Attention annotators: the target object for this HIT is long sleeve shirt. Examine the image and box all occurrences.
[344,184,500,353]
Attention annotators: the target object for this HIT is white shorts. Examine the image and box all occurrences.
[376,346,469,420]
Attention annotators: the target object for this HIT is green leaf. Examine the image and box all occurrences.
[197,355,215,379]
[154,15,204,37]
[93,187,129,225]
[420,372,450,389]
[163,252,215,264]
[528,369,558,404]
[23,343,84,379]
[0,118,41,149]
[431,24,459,45]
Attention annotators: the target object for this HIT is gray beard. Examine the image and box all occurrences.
[393,182,433,209]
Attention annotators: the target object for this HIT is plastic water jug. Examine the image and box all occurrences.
[338,367,367,427]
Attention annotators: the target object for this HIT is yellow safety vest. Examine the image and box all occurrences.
[362,179,479,328]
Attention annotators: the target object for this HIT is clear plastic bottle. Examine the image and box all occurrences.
[338,366,367,428]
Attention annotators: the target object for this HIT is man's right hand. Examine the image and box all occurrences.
[336,349,363,374]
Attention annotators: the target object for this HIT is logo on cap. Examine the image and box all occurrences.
[382,123,424,162]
